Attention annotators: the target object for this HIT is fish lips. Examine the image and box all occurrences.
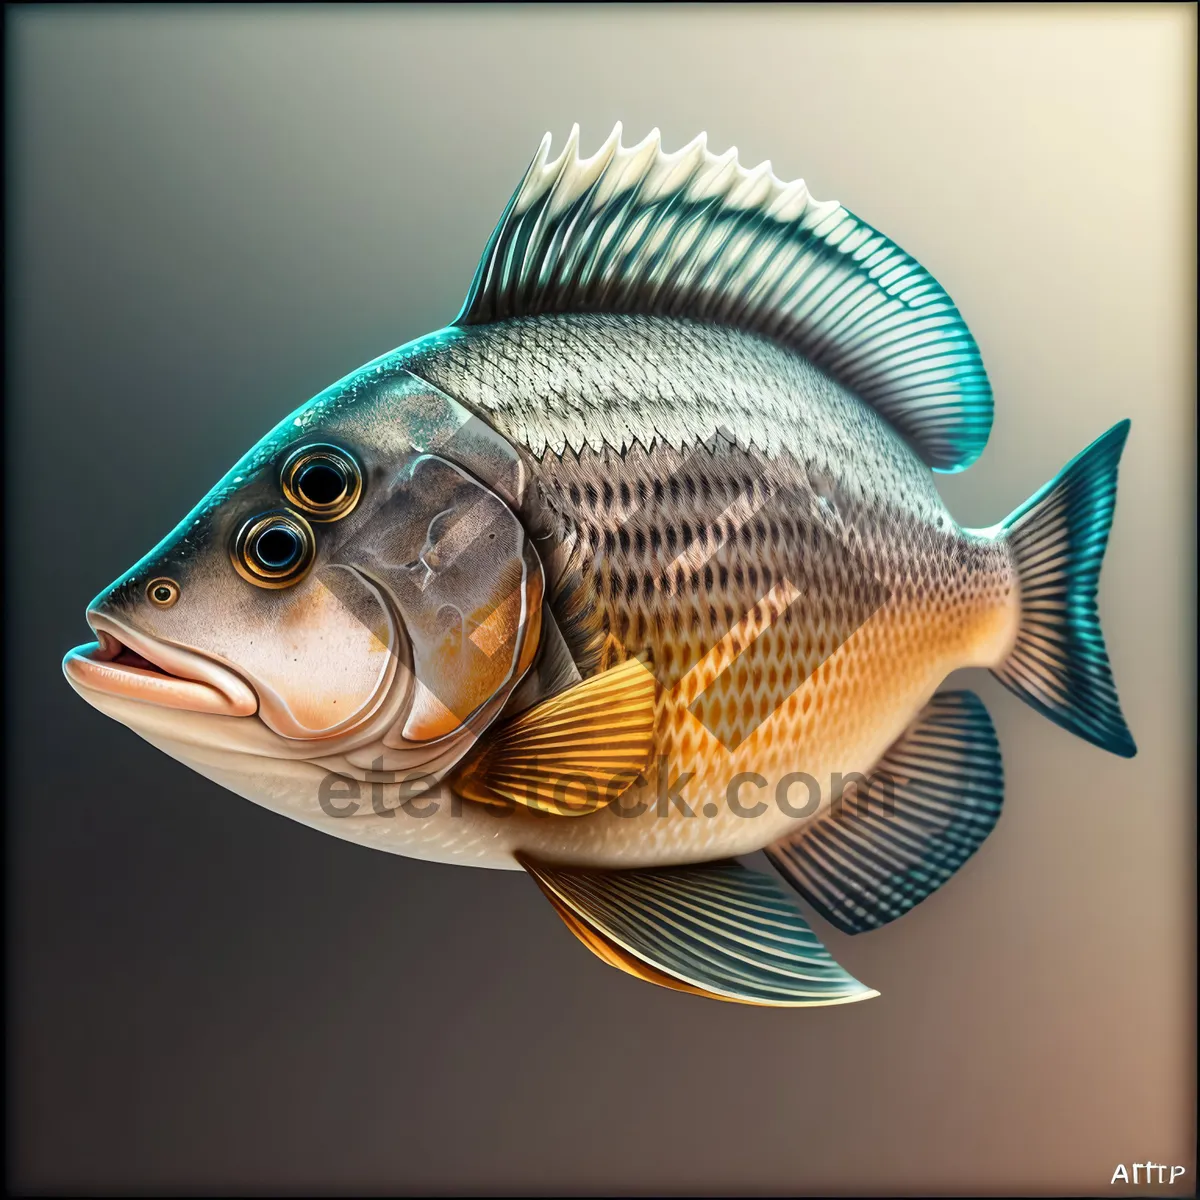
[63,577,413,747]
[63,611,258,718]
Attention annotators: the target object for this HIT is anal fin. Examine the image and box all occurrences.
[519,855,878,1006]
[766,689,1003,934]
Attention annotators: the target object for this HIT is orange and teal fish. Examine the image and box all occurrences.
[64,125,1135,1007]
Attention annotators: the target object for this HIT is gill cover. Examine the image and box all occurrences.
[336,452,544,745]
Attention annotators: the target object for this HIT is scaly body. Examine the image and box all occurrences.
[402,314,1019,866]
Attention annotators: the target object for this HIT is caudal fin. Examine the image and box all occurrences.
[989,420,1136,758]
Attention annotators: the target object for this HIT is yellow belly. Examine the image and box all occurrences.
[502,571,1019,868]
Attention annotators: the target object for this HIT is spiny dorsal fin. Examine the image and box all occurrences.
[456,123,993,473]
[448,656,657,816]
[766,690,1004,934]
[519,855,878,1006]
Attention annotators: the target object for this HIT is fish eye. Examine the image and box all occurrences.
[232,510,315,588]
[146,578,180,608]
[281,444,362,522]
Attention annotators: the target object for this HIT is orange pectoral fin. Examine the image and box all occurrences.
[448,656,657,816]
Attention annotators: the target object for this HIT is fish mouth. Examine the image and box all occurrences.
[63,612,258,718]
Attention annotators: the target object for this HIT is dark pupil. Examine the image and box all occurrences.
[153,586,172,602]
[255,526,302,570]
[296,460,346,507]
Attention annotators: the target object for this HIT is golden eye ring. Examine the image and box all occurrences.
[146,578,180,608]
[232,510,315,589]
[281,443,363,522]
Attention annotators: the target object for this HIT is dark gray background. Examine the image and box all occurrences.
[6,7,1195,1195]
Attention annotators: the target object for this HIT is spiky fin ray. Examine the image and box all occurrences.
[457,124,993,473]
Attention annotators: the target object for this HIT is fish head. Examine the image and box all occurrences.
[63,356,543,816]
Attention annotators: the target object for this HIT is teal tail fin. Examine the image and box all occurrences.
[987,419,1136,757]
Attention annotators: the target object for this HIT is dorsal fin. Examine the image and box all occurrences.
[456,124,992,473]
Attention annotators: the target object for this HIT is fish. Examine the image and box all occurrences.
[64,124,1136,1007]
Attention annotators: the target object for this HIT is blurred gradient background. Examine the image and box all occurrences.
[6,5,1196,1194]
